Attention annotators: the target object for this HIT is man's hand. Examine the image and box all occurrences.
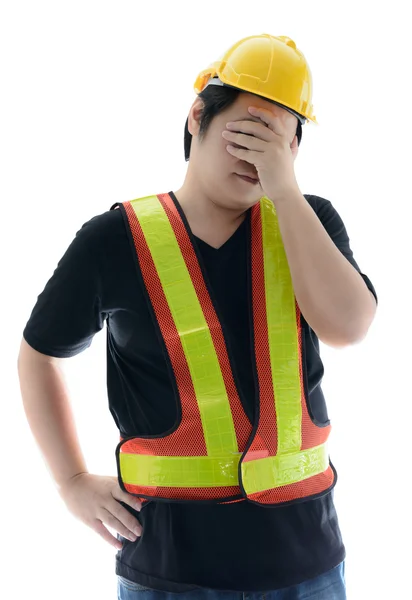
[59,473,142,550]
[222,105,300,203]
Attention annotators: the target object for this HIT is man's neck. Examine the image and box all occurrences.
[173,184,246,250]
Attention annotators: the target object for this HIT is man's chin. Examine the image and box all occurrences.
[227,195,263,212]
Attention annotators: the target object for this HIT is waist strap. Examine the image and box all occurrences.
[120,442,329,490]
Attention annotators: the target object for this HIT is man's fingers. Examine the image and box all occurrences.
[92,519,123,550]
[98,507,141,541]
[226,119,273,142]
[222,130,266,152]
[107,500,143,538]
[112,483,142,512]
[225,145,258,164]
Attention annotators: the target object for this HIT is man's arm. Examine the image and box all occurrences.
[17,338,88,490]
[274,191,377,348]
[17,337,142,549]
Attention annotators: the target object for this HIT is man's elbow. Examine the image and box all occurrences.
[317,291,377,349]
[317,317,376,349]
[318,332,366,349]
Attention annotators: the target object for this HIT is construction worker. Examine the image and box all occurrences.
[18,34,377,599]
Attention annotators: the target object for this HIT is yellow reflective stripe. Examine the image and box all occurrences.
[241,443,329,494]
[120,452,240,487]
[130,196,238,456]
[261,198,302,455]
[121,445,328,490]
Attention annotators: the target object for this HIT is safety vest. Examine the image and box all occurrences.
[115,193,335,506]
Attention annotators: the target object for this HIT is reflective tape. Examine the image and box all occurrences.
[260,198,302,454]
[120,452,240,487]
[130,196,238,457]
[242,443,329,494]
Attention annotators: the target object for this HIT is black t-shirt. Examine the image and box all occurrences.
[23,192,377,593]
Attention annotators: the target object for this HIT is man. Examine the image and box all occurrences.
[18,34,377,599]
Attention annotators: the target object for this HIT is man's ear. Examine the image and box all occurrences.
[187,97,204,137]
[290,134,299,160]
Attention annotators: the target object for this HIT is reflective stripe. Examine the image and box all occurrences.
[120,444,328,489]
[241,443,329,494]
[130,196,238,456]
[261,198,302,455]
[120,452,240,487]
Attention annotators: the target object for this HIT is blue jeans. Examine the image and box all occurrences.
[117,561,346,599]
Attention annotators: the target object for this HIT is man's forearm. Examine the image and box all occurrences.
[18,339,88,490]
[273,190,376,346]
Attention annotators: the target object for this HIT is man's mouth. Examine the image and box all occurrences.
[235,173,259,184]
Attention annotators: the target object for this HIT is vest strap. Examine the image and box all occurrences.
[133,195,238,456]
[242,442,329,494]
[120,442,328,489]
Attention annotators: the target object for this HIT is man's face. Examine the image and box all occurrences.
[188,92,299,211]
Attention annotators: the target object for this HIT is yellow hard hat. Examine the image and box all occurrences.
[194,34,317,125]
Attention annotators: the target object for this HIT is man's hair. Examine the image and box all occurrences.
[184,85,303,161]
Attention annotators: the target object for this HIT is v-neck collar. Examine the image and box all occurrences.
[169,191,249,252]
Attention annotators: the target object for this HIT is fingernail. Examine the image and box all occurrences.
[133,526,141,536]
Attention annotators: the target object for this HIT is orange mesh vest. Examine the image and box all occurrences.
[115,193,335,506]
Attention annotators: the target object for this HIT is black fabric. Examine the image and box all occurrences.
[23,193,377,593]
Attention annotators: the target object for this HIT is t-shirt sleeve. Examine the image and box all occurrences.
[306,194,378,304]
[23,214,108,358]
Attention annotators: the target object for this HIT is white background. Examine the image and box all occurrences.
[1,1,410,598]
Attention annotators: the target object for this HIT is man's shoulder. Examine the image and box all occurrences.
[77,204,126,248]
[84,204,124,231]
